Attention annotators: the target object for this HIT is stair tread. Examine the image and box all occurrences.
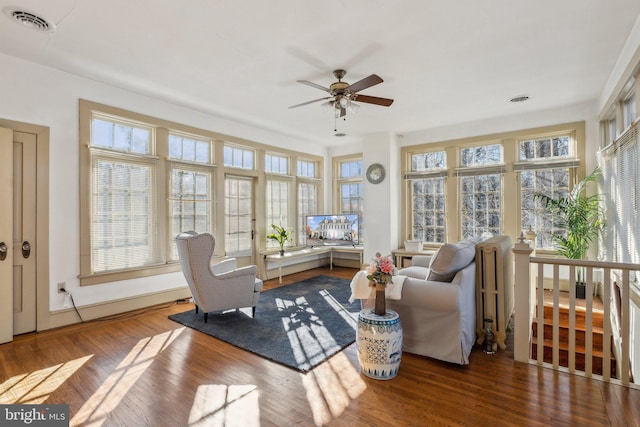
[531,336,615,359]
[534,317,605,334]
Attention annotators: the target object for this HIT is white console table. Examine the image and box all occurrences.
[392,248,436,268]
[264,246,363,284]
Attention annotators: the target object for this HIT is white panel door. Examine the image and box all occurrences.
[0,127,13,343]
[12,131,37,335]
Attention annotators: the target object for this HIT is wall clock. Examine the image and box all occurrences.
[366,163,385,184]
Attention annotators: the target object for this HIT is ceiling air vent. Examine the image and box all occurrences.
[4,8,55,32]
[509,95,530,103]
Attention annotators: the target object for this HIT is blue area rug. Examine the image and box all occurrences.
[168,276,359,372]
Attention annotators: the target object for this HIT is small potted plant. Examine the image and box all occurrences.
[267,224,293,256]
[534,168,604,298]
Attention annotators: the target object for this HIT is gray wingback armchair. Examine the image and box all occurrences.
[176,231,263,322]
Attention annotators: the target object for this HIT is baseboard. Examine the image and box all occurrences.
[46,286,192,330]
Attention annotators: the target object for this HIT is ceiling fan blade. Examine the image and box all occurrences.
[353,94,394,107]
[348,74,383,93]
[288,97,331,109]
[340,107,346,117]
[297,80,332,93]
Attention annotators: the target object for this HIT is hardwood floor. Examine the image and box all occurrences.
[1,267,639,426]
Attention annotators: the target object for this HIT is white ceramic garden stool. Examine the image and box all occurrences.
[356,308,403,379]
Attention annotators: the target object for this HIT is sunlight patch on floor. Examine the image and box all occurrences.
[188,384,259,427]
[301,352,366,426]
[319,289,358,328]
[71,327,184,427]
[276,289,358,371]
[0,355,93,404]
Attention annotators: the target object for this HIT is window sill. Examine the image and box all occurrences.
[79,263,182,286]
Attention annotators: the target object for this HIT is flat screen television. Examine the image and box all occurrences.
[305,214,359,247]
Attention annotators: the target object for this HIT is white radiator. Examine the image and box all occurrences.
[475,235,513,350]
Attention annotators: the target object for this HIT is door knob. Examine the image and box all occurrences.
[22,241,31,259]
[0,242,7,261]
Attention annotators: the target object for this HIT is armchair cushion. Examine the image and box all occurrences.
[427,238,476,282]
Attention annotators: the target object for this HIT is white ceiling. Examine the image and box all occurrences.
[1,0,639,147]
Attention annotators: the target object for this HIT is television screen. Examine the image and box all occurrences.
[305,214,359,247]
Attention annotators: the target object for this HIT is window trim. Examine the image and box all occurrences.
[400,122,585,247]
[80,100,323,285]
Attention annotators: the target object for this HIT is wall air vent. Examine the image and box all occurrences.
[4,7,56,32]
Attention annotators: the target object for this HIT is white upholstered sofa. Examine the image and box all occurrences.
[387,238,481,365]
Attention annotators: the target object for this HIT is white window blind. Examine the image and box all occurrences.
[266,179,290,248]
[599,122,640,265]
[298,182,318,246]
[91,157,158,272]
[225,176,253,256]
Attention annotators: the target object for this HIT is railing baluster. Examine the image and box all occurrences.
[537,263,545,364]
[585,266,594,377]
[552,264,560,369]
[602,268,611,382]
[568,265,576,373]
[621,271,630,386]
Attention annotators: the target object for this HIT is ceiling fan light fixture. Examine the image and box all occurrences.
[347,102,360,114]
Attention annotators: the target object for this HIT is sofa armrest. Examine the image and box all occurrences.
[398,262,476,312]
[411,255,432,268]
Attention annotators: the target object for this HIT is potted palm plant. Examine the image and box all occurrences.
[534,168,604,299]
[267,224,293,256]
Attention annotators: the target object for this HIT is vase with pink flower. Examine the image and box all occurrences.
[365,253,397,315]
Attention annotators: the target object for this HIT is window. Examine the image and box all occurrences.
[168,134,210,163]
[411,177,446,243]
[335,158,364,241]
[521,169,570,249]
[518,135,575,249]
[460,175,501,238]
[91,117,151,154]
[81,100,323,284]
[458,144,503,238]
[520,136,570,160]
[265,179,290,248]
[460,144,501,167]
[89,116,159,273]
[225,176,253,256]
[340,160,363,178]
[167,134,213,260]
[412,152,446,172]
[605,118,617,146]
[298,183,317,246]
[297,160,316,178]
[623,93,636,129]
[224,145,254,169]
[599,122,640,267]
[265,153,288,175]
[401,123,583,248]
[407,150,447,243]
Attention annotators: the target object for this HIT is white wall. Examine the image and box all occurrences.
[0,52,326,313]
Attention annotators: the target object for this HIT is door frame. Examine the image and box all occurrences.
[0,118,50,336]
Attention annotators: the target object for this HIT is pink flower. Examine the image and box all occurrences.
[366,263,376,275]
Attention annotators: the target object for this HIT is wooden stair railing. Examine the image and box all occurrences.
[531,293,616,377]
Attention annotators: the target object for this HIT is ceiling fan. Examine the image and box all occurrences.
[289,69,394,117]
